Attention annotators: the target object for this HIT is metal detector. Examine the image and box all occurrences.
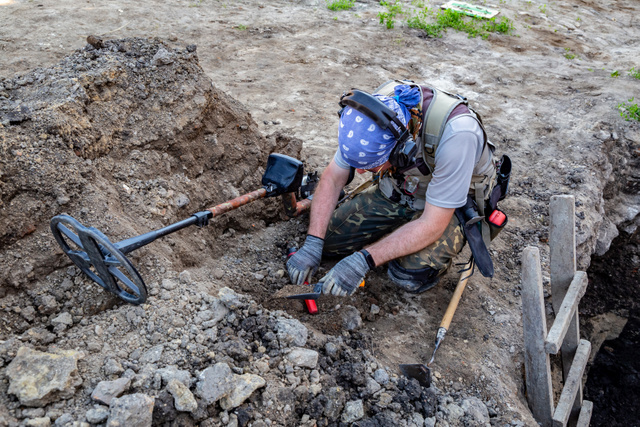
[50,153,315,305]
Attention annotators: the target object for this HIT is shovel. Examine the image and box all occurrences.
[50,153,316,305]
[399,259,475,388]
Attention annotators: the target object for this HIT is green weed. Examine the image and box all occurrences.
[618,98,640,122]
[611,70,620,78]
[629,67,640,80]
[379,1,404,29]
[327,0,355,11]
[564,47,576,60]
[235,24,247,30]
[407,8,514,38]
[539,4,547,13]
[483,16,515,34]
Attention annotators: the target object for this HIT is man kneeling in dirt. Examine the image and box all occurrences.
[287,80,506,296]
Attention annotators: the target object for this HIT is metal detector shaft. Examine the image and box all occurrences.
[429,258,474,365]
[115,188,269,254]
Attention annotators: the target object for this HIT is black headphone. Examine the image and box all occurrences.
[338,90,417,169]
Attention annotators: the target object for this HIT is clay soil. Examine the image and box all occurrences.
[1,0,640,425]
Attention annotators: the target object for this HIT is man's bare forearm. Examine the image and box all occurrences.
[307,161,349,238]
[366,203,455,266]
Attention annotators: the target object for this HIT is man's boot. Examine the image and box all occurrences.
[387,260,442,294]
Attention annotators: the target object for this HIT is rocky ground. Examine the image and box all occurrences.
[0,0,639,426]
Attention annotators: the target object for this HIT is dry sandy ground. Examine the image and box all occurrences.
[1,0,640,424]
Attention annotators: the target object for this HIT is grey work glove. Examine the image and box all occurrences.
[287,235,324,285]
[318,251,370,296]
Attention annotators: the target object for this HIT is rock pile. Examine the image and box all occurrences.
[1,283,500,426]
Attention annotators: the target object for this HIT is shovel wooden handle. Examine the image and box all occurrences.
[440,259,474,330]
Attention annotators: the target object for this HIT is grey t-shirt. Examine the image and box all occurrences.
[334,115,484,210]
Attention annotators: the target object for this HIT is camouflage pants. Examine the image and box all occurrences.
[324,186,466,273]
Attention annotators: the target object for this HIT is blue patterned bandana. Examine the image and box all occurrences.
[338,89,416,169]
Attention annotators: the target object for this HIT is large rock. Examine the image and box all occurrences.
[461,397,490,425]
[139,345,164,364]
[91,378,131,405]
[341,400,364,423]
[6,347,83,407]
[156,366,192,387]
[166,379,198,413]
[286,348,319,369]
[220,374,266,410]
[195,363,235,405]
[324,387,346,421]
[276,318,308,347]
[107,393,155,427]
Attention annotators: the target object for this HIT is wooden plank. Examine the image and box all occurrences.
[521,247,554,426]
[550,195,576,299]
[545,272,589,354]
[576,400,593,427]
[549,195,583,420]
[553,340,592,427]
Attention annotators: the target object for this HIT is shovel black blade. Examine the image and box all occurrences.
[399,364,431,388]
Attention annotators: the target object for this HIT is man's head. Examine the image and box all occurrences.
[337,85,420,170]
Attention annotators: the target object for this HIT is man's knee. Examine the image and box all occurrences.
[387,260,443,294]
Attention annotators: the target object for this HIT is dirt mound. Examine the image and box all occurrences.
[0,37,301,294]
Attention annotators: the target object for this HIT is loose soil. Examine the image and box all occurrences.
[1,0,640,425]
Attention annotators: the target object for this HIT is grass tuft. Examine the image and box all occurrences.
[564,47,576,60]
[618,98,640,122]
[327,0,356,12]
[327,0,355,11]
[378,1,404,29]
[407,8,514,39]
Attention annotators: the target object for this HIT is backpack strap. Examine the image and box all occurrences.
[420,87,466,160]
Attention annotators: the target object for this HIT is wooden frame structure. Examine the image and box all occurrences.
[521,195,593,427]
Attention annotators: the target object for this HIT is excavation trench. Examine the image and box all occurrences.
[582,229,640,426]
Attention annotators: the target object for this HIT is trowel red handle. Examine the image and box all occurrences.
[303,291,318,314]
[287,247,318,315]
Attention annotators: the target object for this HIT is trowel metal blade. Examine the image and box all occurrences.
[399,363,432,388]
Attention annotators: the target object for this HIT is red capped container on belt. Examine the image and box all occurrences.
[488,210,507,227]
